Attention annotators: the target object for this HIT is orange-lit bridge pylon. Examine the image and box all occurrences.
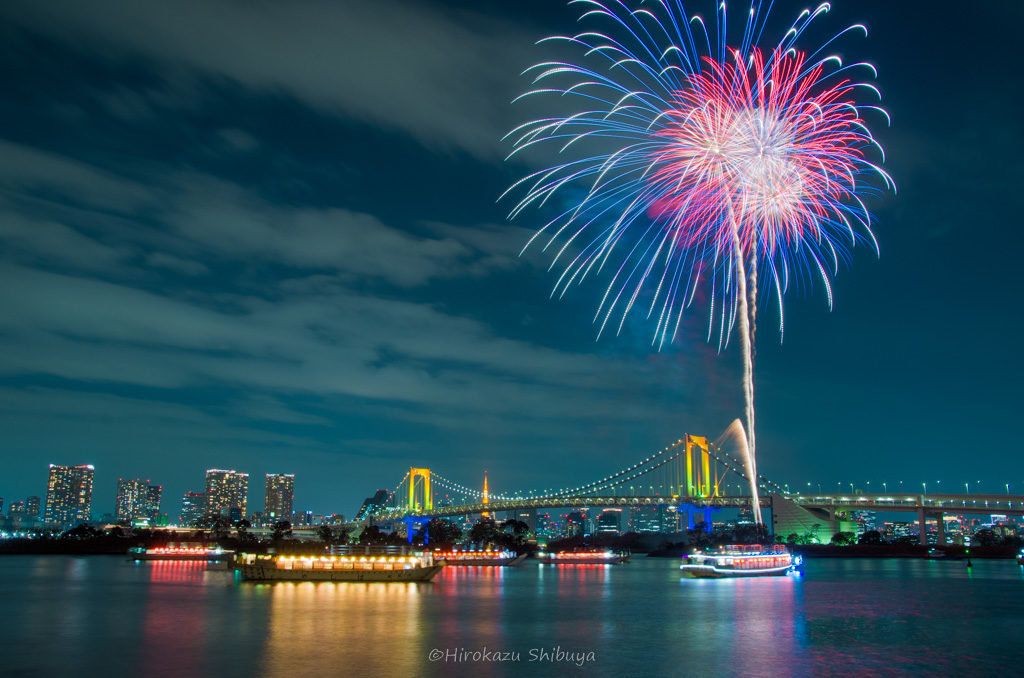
[684,435,717,499]
[408,467,432,512]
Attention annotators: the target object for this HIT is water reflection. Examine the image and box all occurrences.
[729,577,799,675]
[141,559,210,585]
[434,566,505,650]
[140,561,210,677]
[260,581,426,678]
[1,556,1022,676]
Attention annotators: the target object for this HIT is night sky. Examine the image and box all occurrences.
[0,1,1020,518]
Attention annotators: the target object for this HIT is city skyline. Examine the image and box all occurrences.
[6,455,1023,534]
[0,1,1021,516]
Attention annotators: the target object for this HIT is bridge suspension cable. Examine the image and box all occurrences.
[378,431,787,518]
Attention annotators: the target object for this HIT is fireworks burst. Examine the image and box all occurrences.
[503,1,893,522]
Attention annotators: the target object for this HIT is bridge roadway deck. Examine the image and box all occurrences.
[788,493,1024,516]
[376,495,768,521]
[374,493,1024,521]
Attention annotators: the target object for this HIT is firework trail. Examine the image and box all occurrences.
[503,1,893,523]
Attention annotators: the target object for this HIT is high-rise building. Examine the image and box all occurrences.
[596,508,622,534]
[264,474,295,522]
[355,489,390,521]
[0,497,4,515]
[565,511,586,537]
[8,500,25,519]
[25,496,40,518]
[43,464,94,527]
[205,470,248,521]
[116,479,162,524]
[179,491,206,526]
[144,484,162,521]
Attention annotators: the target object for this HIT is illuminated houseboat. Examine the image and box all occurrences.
[537,550,629,565]
[129,544,232,561]
[233,552,445,582]
[680,544,797,578]
[431,549,527,566]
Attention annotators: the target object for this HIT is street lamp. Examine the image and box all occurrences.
[883,482,887,494]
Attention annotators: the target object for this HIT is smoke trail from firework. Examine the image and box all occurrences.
[504,1,893,522]
[719,418,757,497]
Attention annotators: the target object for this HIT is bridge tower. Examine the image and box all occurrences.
[684,435,715,499]
[408,467,432,512]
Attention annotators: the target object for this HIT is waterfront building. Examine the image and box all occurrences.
[264,474,295,523]
[25,496,40,518]
[634,506,663,533]
[516,509,537,533]
[851,510,876,534]
[596,508,622,534]
[204,469,249,521]
[179,491,206,526]
[566,511,586,537]
[116,479,162,524]
[43,464,94,527]
[292,509,314,526]
[536,512,552,536]
[0,497,3,515]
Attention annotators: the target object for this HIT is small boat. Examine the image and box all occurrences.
[1017,549,1024,566]
[680,544,796,578]
[537,549,630,565]
[431,549,527,566]
[233,552,444,582]
[129,544,233,561]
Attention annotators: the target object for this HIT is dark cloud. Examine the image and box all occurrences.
[0,0,538,158]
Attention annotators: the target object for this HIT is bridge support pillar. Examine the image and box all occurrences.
[677,503,695,530]
[936,513,945,546]
[403,516,428,545]
[917,506,927,546]
[703,505,713,532]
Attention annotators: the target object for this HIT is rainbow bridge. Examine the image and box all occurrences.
[360,433,1024,546]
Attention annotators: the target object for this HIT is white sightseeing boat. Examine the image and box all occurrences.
[681,544,798,578]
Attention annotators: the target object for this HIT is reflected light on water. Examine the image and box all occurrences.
[260,582,425,677]
[728,577,799,674]
[433,566,505,659]
[2,556,1022,676]
[140,560,211,677]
